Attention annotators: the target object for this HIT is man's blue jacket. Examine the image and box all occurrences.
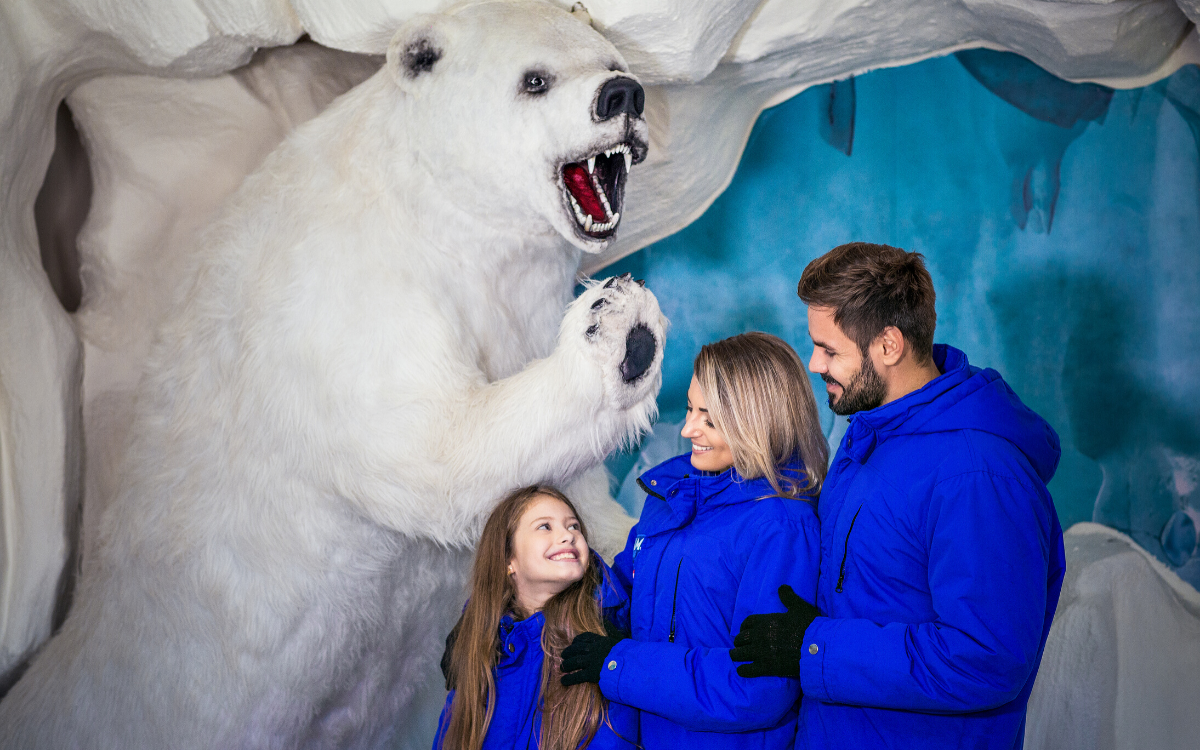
[432,557,637,750]
[797,344,1066,750]
[601,454,822,749]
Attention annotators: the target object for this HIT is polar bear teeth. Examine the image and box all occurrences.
[562,143,633,239]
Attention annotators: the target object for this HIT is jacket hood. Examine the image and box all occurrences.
[846,344,1061,482]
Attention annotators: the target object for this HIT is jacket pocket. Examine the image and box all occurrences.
[836,505,863,593]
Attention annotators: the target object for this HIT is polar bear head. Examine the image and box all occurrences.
[383,0,649,253]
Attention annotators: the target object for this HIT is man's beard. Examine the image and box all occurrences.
[823,355,887,416]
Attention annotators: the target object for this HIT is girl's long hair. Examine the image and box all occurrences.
[442,485,609,750]
[693,332,829,498]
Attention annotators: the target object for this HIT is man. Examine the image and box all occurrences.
[731,242,1066,749]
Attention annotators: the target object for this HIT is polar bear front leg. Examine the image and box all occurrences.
[426,274,665,539]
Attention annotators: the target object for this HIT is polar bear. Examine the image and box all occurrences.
[0,2,664,748]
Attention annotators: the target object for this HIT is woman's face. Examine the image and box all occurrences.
[682,375,735,473]
[508,495,590,614]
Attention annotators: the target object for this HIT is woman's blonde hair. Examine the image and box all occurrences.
[441,486,609,750]
[693,332,829,498]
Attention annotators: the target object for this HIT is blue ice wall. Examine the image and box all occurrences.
[603,57,1200,588]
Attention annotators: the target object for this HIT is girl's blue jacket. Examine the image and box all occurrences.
[600,453,822,749]
[431,557,638,750]
[797,344,1066,750]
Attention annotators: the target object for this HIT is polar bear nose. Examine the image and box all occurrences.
[596,77,645,120]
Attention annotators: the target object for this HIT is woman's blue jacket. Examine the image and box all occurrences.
[432,557,638,750]
[599,453,822,749]
[797,344,1066,750]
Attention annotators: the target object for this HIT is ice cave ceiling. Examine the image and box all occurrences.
[2,0,1198,682]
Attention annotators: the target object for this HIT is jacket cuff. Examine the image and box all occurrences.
[597,638,634,702]
[798,617,832,702]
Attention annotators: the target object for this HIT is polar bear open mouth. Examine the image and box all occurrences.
[561,142,638,240]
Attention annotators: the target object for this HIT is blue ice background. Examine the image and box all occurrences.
[599,54,1200,588]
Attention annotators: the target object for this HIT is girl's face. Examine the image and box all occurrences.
[508,495,590,614]
[682,375,735,473]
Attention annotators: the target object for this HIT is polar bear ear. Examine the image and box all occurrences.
[386,15,450,89]
[569,2,595,28]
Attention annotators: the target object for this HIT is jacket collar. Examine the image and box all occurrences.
[636,453,806,532]
[499,610,544,637]
[840,344,975,464]
[638,453,731,494]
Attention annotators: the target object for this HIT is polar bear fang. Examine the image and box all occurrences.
[563,142,636,239]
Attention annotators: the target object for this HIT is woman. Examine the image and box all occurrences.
[561,332,828,749]
[434,486,636,750]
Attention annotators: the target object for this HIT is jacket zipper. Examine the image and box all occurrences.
[638,476,686,642]
[836,506,863,593]
[668,558,682,643]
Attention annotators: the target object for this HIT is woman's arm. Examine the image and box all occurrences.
[597,517,819,731]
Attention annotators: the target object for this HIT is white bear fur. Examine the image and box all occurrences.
[0,2,664,747]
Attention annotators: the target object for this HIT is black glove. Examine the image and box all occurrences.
[730,584,821,678]
[440,619,462,690]
[559,628,627,687]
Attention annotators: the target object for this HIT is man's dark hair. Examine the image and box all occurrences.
[797,242,936,363]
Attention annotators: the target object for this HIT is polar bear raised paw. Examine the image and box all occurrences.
[569,273,666,411]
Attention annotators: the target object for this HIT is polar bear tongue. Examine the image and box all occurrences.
[563,164,608,221]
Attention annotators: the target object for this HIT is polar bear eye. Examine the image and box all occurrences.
[521,70,551,95]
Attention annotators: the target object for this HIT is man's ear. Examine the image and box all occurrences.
[386,14,451,90]
[877,326,906,366]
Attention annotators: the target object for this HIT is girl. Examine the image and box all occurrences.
[434,486,636,750]
[561,332,828,749]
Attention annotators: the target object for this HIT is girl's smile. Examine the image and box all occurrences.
[508,495,590,614]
